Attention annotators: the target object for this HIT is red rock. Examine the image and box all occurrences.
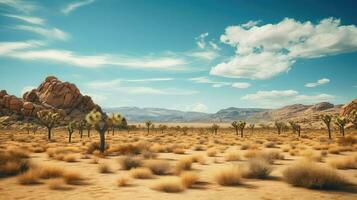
[0,90,7,98]
[340,99,357,116]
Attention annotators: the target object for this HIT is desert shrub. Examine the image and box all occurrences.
[328,146,341,154]
[338,136,357,146]
[224,151,241,161]
[173,148,185,154]
[37,165,64,179]
[64,154,78,162]
[17,170,40,185]
[142,150,158,159]
[283,161,350,189]
[328,154,357,169]
[63,171,84,185]
[48,179,68,190]
[144,160,171,175]
[0,149,31,177]
[86,142,109,154]
[207,148,218,157]
[151,177,185,193]
[300,150,323,162]
[180,171,199,188]
[242,158,272,179]
[191,154,206,165]
[98,163,112,173]
[130,167,153,179]
[118,156,143,170]
[175,156,193,173]
[117,175,130,187]
[214,165,242,186]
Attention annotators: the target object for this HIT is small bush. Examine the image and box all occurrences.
[117,175,130,187]
[283,161,350,189]
[37,166,64,179]
[151,177,185,193]
[64,154,78,162]
[98,163,112,173]
[175,157,193,174]
[144,160,171,175]
[328,154,357,169]
[119,156,143,170]
[207,148,218,157]
[17,170,40,185]
[224,151,241,161]
[180,171,199,188]
[63,171,84,184]
[242,158,272,179]
[130,167,153,179]
[214,166,242,186]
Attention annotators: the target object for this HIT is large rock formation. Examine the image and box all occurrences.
[0,76,100,123]
[340,99,357,116]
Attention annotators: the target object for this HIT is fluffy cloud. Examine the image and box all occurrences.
[190,50,218,60]
[196,32,209,49]
[241,90,335,108]
[231,82,251,89]
[305,78,330,87]
[211,18,357,79]
[14,25,69,41]
[62,0,95,15]
[187,103,208,112]
[3,14,45,25]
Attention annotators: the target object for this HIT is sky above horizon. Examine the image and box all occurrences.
[0,0,357,113]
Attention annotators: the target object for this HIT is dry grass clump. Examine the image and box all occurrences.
[300,150,323,162]
[173,148,186,154]
[17,170,40,185]
[242,158,272,179]
[175,156,193,174]
[207,148,218,157]
[48,179,69,190]
[180,171,199,188]
[117,175,131,187]
[328,146,341,154]
[244,150,283,164]
[86,142,108,154]
[328,154,357,169]
[130,167,153,179]
[37,165,64,179]
[144,160,171,175]
[338,136,357,146]
[98,163,112,173]
[224,151,241,161]
[191,154,206,165]
[63,171,85,184]
[0,149,31,177]
[63,154,78,162]
[118,156,143,170]
[283,160,350,189]
[151,177,185,193]
[214,165,242,186]
[142,150,158,159]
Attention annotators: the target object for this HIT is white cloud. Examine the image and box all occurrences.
[0,40,45,54]
[3,14,45,25]
[232,82,251,89]
[209,41,220,50]
[211,17,357,79]
[241,20,261,29]
[186,103,208,112]
[241,90,335,108]
[87,79,121,90]
[14,25,69,41]
[0,0,37,13]
[196,32,209,49]
[126,78,174,82]
[21,86,36,95]
[305,78,330,87]
[190,50,218,60]
[62,0,95,15]
[83,92,107,103]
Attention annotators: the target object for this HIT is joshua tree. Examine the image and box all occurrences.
[288,121,301,137]
[237,121,246,138]
[321,114,332,139]
[348,110,357,129]
[212,123,219,134]
[158,124,167,134]
[32,125,38,134]
[67,121,75,143]
[24,123,31,134]
[86,110,121,153]
[77,120,86,138]
[181,126,189,134]
[248,124,255,134]
[37,110,61,140]
[107,113,122,135]
[120,117,128,132]
[231,121,239,135]
[275,121,284,135]
[145,120,152,134]
[86,123,92,137]
[334,116,348,136]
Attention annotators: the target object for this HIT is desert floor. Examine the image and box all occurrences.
[0,128,357,200]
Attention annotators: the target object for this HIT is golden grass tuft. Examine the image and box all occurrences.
[130,167,153,179]
[180,171,199,188]
[98,163,112,173]
[328,154,357,169]
[242,158,272,179]
[207,148,218,157]
[283,160,350,189]
[151,177,185,193]
[37,165,64,179]
[118,156,143,170]
[224,151,241,161]
[17,170,40,185]
[117,175,131,187]
[214,165,242,186]
[63,171,85,185]
[175,156,193,174]
[144,159,171,175]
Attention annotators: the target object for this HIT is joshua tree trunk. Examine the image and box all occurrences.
[240,129,244,138]
[87,129,90,137]
[80,130,83,138]
[147,127,150,134]
[99,131,105,153]
[327,125,331,139]
[277,128,281,135]
[340,127,345,137]
[47,127,52,140]
[69,132,72,143]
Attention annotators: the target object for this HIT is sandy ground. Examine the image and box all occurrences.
[0,128,357,200]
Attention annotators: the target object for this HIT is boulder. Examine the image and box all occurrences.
[23,89,40,103]
[0,90,7,98]
[340,99,357,116]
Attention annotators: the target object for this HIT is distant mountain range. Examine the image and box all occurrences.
[104,102,343,126]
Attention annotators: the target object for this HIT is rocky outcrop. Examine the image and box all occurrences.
[0,76,100,122]
[340,99,357,116]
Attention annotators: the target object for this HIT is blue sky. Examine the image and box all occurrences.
[0,0,356,113]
